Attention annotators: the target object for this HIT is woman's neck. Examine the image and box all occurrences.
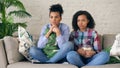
[80,28,87,32]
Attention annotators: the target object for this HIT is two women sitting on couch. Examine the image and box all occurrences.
[28,4,110,67]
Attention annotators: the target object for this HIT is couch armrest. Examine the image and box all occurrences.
[0,39,7,68]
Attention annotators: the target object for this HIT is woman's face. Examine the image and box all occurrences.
[49,12,61,26]
[77,14,89,30]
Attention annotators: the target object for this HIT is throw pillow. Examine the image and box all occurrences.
[110,34,120,56]
[104,47,120,64]
[4,36,24,64]
[18,26,35,61]
[110,34,120,61]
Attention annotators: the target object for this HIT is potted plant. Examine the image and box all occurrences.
[0,0,31,39]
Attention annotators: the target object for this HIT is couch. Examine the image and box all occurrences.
[0,34,120,68]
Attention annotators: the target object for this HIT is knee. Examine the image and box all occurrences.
[100,51,109,57]
[62,41,74,50]
[99,51,110,60]
[66,41,74,49]
[67,51,78,60]
[29,46,38,56]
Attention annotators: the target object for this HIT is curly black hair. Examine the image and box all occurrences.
[49,4,63,17]
[72,10,95,31]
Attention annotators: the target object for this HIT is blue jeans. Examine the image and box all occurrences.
[29,41,74,63]
[67,51,110,67]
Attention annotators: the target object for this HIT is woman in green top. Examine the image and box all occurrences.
[29,4,73,63]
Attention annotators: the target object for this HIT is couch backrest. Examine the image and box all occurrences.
[102,34,116,49]
[98,34,102,48]
[3,36,25,64]
[0,34,116,68]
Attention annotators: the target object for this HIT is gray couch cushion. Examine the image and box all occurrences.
[0,39,7,68]
[4,36,24,64]
[103,34,116,49]
[98,34,102,48]
[7,61,78,68]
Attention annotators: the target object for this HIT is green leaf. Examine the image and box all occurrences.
[8,10,31,18]
[106,56,120,64]
[0,0,4,3]
[0,3,2,13]
[0,22,27,39]
[0,0,31,39]
[15,22,27,28]
[6,16,14,23]
[0,23,4,38]
[6,0,25,10]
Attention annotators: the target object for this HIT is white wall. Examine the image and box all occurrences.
[19,0,120,35]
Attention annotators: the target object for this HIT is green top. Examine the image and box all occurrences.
[42,28,59,59]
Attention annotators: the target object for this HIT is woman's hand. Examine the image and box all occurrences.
[49,25,56,33]
[77,48,86,57]
[84,50,96,58]
[45,25,55,38]
[77,48,96,58]
[52,26,61,36]
[45,25,61,38]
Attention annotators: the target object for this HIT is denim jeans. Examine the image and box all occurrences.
[29,41,74,63]
[66,51,110,67]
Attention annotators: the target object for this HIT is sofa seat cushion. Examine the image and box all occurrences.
[7,61,78,68]
[82,63,120,68]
